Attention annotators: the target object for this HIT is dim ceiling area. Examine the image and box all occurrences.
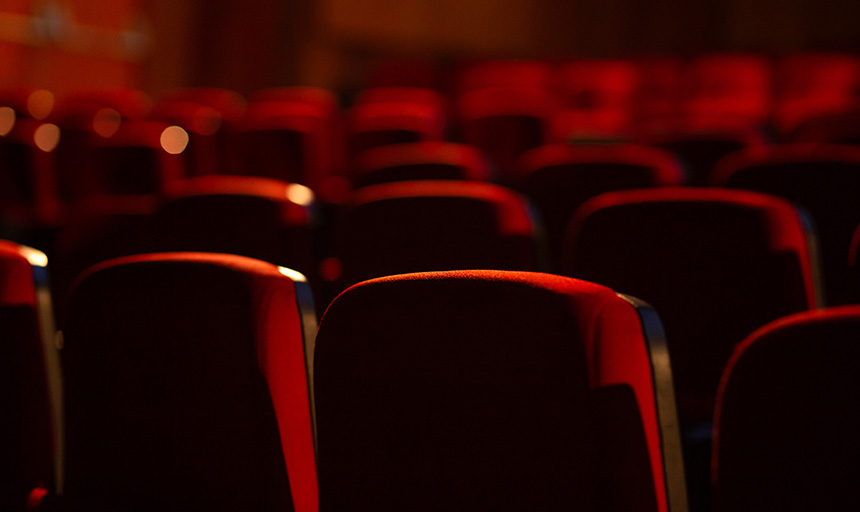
[2,0,860,97]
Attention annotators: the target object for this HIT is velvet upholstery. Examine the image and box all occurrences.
[564,187,818,511]
[315,270,683,511]
[713,143,860,305]
[520,143,683,270]
[0,241,54,511]
[60,253,317,512]
[713,306,860,512]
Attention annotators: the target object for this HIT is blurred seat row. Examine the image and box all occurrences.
[3,51,860,511]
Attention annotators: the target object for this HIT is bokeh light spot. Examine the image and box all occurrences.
[27,90,54,120]
[34,123,60,152]
[160,125,189,154]
[0,107,16,136]
[93,108,122,138]
[286,183,315,206]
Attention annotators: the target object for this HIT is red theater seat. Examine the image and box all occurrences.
[519,143,683,270]
[151,176,320,299]
[630,114,767,186]
[225,90,341,193]
[0,241,57,511]
[713,143,860,305]
[314,270,686,512]
[351,141,490,188]
[60,253,317,512]
[680,53,771,125]
[52,177,320,315]
[551,59,640,138]
[347,100,445,159]
[457,86,556,184]
[564,187,819,511]
[83,120,186,198]
[772,52,860,135]
[456,59,553,93]
[790,108,860,145]
[712,306,860,512]
[329,180,543,291]
[0,116,61,228]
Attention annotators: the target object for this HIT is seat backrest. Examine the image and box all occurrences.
[351,141,490,188]
[60,253,318,512]
[565,187,818,425]
[152,176,318,285]
[87,120,186,196]
[315,270,687,512]
[347,101,445,159]
[520,143,683,270]
[713,143,860,305]
[564,187,818,512]
[331,180,543,291]
[713,306,860,512]
[0,241,57,510]
[457,86,556,184]
[226,95,341,191]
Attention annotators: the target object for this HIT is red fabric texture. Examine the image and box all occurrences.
[315,270,665,511]
[62,253,317,512]
[566,187,817,424]
[713,306,860,511]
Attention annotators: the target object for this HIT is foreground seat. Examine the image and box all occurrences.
[713,306,860,512]
[0,241,58,512]
[315,270,687,512]
[60,253,318,512]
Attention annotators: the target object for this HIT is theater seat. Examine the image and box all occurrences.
[225,92,340,193]
[314,270,686,512]
[457,86,556,185]
[713,143,860,305]
[519,143,683,270]
[563,187,819,512]
[350,141,490,188]
[713,306,860,512]
[329,180,544,292]
[60,253,317,512]
[0,241,58,512]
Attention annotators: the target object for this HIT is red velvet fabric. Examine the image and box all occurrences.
[519,143,683,271]
[61,253,317,512]
[713,306,860,512]
[713,143,860,305]
[226,96,340,190]
[315,270,666,511]
[566,187,817,424]
[0,241,53,511]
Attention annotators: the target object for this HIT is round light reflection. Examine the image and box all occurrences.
[286,183,315,206]
[34,123,60,152]
[27,90,54,120]
[0,107,16,136]
[160,125,189,154]
[93,108,121,138]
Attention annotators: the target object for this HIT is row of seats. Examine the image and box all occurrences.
[3,243,858,511]
[2,52,860,218]
[3,52,860,510]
